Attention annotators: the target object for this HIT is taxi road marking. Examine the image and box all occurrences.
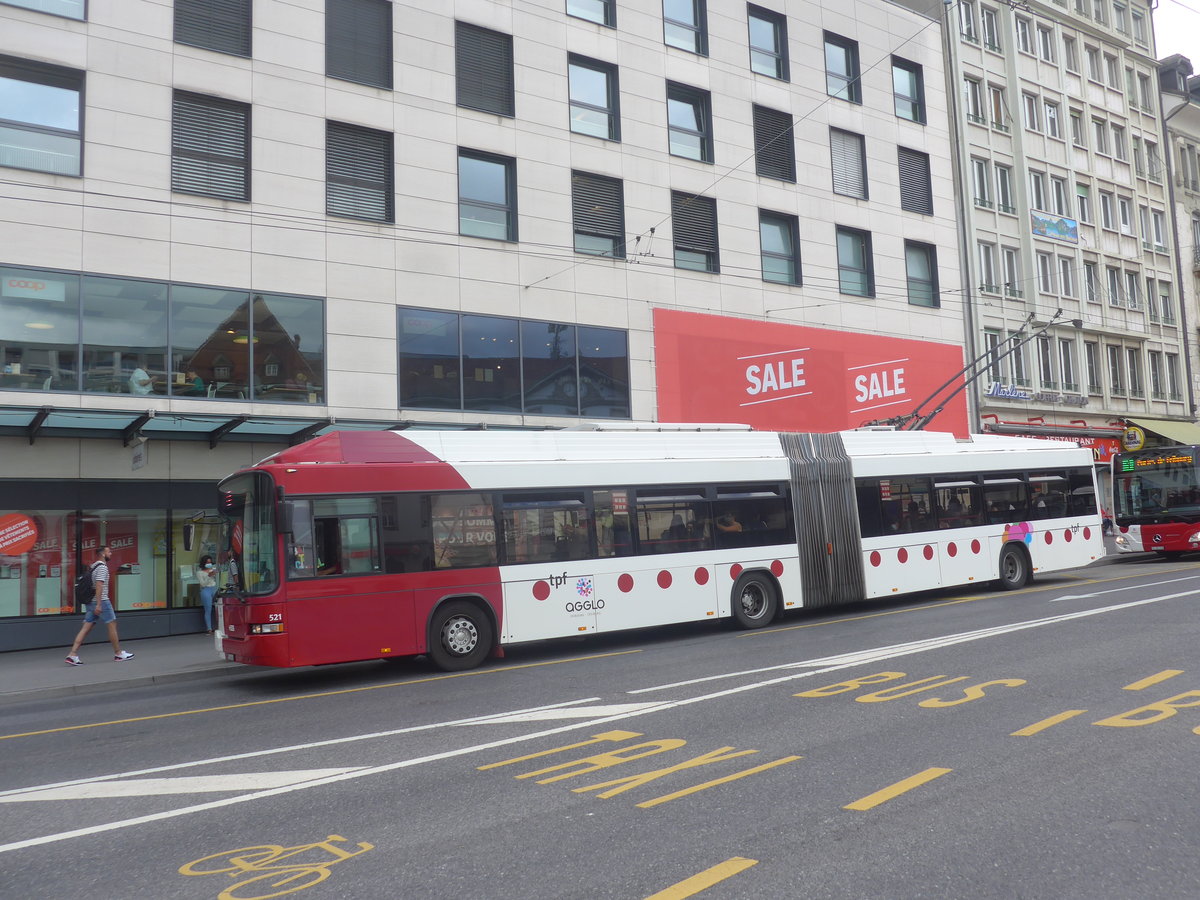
[645,857,758,900]
[0,769,363,802]
[1011,710,1087,736]
[844,767,952,811]
[1123,669,1184,691]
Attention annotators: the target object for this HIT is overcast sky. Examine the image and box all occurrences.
[1153,0,1200,64]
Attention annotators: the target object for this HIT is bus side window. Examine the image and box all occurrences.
[310,497,382,576]
[285,499,316,579]
[983,477,1028,522]
[382,494,433,573]
[594,489,634,558]
[855,480,886,538]
[314,517,341,575]
[431,493,497,569]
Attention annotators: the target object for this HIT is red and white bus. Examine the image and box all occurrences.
[1112,445,1200,557]
[216,427,1103,670]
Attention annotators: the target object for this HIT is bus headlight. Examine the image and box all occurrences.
[249,623,283,634]
[1114,534,1128,547]
[1189,532,1200,546]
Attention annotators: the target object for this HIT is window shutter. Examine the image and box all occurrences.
[327,0,393,89]
[753,105,796,182]
[830,129,866,198]
[898,147,933,214]
[455,22,515,117]
[572,172,625,256]
[326,121,394,222]
[174,0,252,57]
[171,92,250,201]
[672,192,719,266]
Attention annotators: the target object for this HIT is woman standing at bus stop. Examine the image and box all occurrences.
[197,555,218,634]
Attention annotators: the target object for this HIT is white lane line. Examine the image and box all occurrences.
[459,703,662,724]
[0,587,1192,855]
[1,770,364,803]
[1048,574,1200,602]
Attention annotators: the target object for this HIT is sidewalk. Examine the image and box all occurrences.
[0,631,243,704]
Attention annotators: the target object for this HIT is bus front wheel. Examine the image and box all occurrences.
[731,573,778,629]
[996,545,1029,591]
[428,601,493,671]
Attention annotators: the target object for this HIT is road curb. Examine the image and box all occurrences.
[0,662,246,705]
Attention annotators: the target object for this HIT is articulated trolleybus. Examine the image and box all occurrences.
[216,427,1102,670]
[1112,444,1200,556]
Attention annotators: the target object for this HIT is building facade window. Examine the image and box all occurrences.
[892,57,924,122]
[1126,348,1143,397]
[824,33,860,103]
[1037,336,1057,388]
[326,121,393,223]
[1021,93,1040,132]
[3,0,84,16]
[1107,344,1124,395]
[748,5,788,79]
[1148,350,1164,399]
[978,242,997,292]
[753,105,795,181]
[1167,353,1181,399]
[964,77,983,122]
[1036,25,1055,61]
[996,164,1013,212]
[1058,256,1075,297]
[829,128,866,198]
[982,7,1000,49]
[458,149,517,241]
[1076,183,1091,222]
[326,0,393,89]
[984,329,1003,381]
[455,21,514,117]
[836,227,874,297]
[664,0,708,55]
[1029,170,1046,210]
[1044,101,1060,138]
[898,147,932,214]
[671,191,719,272]
[1002,246,1020,296]
[571,171,624,257]
[568,0,615,27]
[1099,191,1115,229]
[1050,176,1069,215]
[174,0,252,56]
[904,241,938,307]
[1083,261,1099,302]
[667,82,712,162]
[1059,339,1078,391]
[972,157,991,207]
[569,55,620,141]
[1085,341,1101,393]
[1063,36,1078,71]
[170,91,250,201]
[1015,16,1032,53]
[0,55,83,176]
[759,211,800,285]
[1036,252,1054,294]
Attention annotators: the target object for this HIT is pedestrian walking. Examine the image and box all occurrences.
[65,544,134,665]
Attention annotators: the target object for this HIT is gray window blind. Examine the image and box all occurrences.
[326,0,393,89]
[572,171,625,257]
[898,147,933,214]
[830,128,866,198]
[753,105,795,182]
[455,21,514,117]
[672,192,719,267]
[326,120,394,223]
[171,91,250,201]
[174,0,251,57]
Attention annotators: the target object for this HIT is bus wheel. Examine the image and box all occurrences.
[732,573,778,629]
[997,545,1029,591]
[428,601,493,671]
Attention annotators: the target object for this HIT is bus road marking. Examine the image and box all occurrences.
[644,857,758,900]
[1123,670,1184,691]
[1010,710,1087,736]
[843,768,952,811]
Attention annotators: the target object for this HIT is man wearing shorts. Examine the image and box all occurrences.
[65,544,134,665]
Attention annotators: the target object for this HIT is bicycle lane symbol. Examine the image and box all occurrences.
[178,834,374,900]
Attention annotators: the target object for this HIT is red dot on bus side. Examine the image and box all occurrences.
[1119,526,1129,534]
[1083,526,1091,540]
[947,542,958,557]
[533,581,550,601]
[898,547,909,563]
[971,539,981,554]
[694,567,709,585]
[923,545,934,560]
[1064,529,1073,542]
[870,551,881,567]
[657,570,672,589]
[618,574,634,593]
[770,559,784,577]
[730,564,743,579]
[1044,531,1053,544]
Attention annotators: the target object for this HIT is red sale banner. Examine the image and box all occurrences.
[0,514,38,556]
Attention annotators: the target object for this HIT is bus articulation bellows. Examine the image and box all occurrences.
[216,427,1103,670]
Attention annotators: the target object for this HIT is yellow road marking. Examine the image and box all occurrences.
[636,756,802,808]
[0,649,642,742]
[1010,710,1087,736]
[1123,670,1184,691]
[644,857,758,900]
[843,767,952,811]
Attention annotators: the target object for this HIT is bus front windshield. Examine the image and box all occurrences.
[1114,454,1200,522]
[218,472,279,596]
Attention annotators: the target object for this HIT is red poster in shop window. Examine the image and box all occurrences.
[653,309,969,437]
[0,514,38,556]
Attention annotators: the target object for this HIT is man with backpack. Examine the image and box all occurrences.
[65,544,134,666]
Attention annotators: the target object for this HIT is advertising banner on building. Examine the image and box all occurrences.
[654,310,969,436]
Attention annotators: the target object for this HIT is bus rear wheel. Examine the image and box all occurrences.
[428,601,493,671]
[731,573,778,629]
[996,545,1029,591]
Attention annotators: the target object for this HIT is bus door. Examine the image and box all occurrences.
[781,432,865,607]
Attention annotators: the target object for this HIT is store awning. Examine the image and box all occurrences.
[1129,417,1200,446]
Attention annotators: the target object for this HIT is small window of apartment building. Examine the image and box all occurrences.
[326,0,393,89]
[175,0,252,56]
[759,211,800,285]
[3,0,84,17]
[455,22,514,117]
[892,57,925,122]
[571,171,624,257]
[0,55,83,176]
[171,91,250,201]
[824,33,860,103]
[667,83,713,162]
[837,227,874,296]
[671,191,719,272]
[753,105,796,181]
[1076,183,1092,222]
[326,121,394,222]
[748,5,788,80]
[569,55,620,141]
[898,147,932,214]
[905,241,939,307]
[568,0,615,27]
[664,0,708,55]
[458,149,517,241]
[830,128,867,198]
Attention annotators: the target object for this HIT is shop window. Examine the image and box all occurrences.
[522,321,578,415]
[463,313,520,412]
[81,275,168,396]
[0,266,80,392]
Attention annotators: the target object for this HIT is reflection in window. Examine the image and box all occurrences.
[251,293,324,403]
[169,286,251,400]
[663,0,707,55]
[501,493,591,564]
[579,325,630,418]
[458,149,517,240]
[462,314,520,412]
[522,321,577,415]
[836,226,874,297]
[0,266,80,391]
[431,493,497,569]
[568,55,620,140]
[568,0,614,26]
[824,33,860,103]
[82,276,168,396]
[398,309,461,410]
[0,55,83,176]
[759,211,800,285]
[748,5,788,79]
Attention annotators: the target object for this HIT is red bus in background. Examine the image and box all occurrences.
[216,427,1102,671]
[1112,445,1200,556]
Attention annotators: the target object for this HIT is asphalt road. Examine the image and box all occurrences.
[3,556,1199,899]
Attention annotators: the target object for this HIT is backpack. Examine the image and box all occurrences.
[74,561,101,608]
